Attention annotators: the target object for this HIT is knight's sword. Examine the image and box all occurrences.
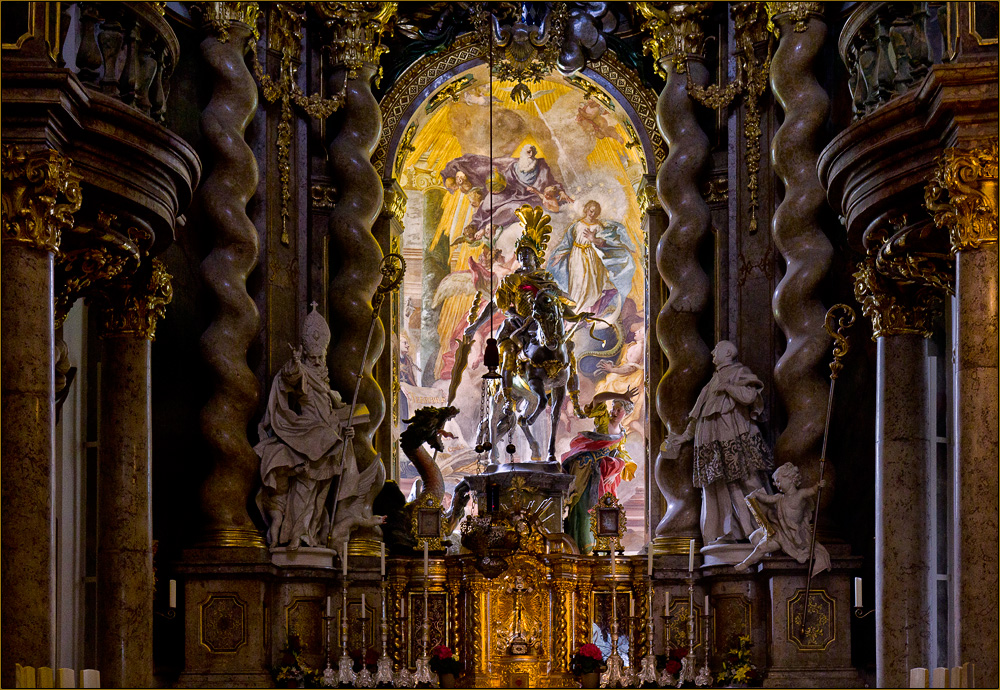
[800,303,855,637]
[328,253,406,548]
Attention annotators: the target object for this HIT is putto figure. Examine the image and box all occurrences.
[255,304,362,549]
[668,340,774,546]
[735,462,831,576]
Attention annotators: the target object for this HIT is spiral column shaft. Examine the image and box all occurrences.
[768,4,834,493]
[194,11,266,548]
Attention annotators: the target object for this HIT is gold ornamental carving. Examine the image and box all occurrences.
[637,2,712,77]
[200,594,248,653]
[315,1,397,80]
[382,180,406,227]
[637,182,661,216]
[95,259,174,340]
[853,255,939,340]
[765,2,825,37]
[194,2,261,43]
[1,145,82,254]
[787,588,835,651]
[925,139,999,253]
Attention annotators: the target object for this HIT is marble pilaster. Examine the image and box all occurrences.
[0,146,81,686]
[875,334,932,687]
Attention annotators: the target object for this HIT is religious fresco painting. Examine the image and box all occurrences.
[391,64,649,552]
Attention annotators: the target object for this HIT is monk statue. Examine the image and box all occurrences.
[255,303,366,550]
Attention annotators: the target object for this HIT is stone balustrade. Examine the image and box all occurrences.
[60,2,179,122]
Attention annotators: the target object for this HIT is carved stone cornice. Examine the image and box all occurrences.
[192,2,261,43]
[925,139,999,253]
[637,2,712,77]
[55,211,143,326]
[1,145,83,254]
[314,1,397,79]
[765,2,825,36]
[94,259,173,340]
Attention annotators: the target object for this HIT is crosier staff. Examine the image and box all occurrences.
[800,303,855,637]
[328,253,406,546]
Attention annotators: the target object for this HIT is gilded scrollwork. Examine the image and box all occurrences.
[637,2,712,77]
[94,259,174,340]
[315,1,397,80]
[637,181,661,216]
[193,1,261,44]
[1,145,83,254]
[766,2,825,37]
[382,180,407,227]
[925,139,999,253]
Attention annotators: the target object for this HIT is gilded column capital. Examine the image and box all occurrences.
[637,2,712,77]
[637,181,662,216]
[1,145,82,254]
[925,139,999,253]
[765,2,825,37]
[192,2,261,44]
[95,259,174,340]
[853,255,940,339]
[382,179,406,227]
[314,2,396,80]
[553,580,576,594]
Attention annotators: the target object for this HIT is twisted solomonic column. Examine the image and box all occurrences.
[191,2,266,549]
[767,2,834,492]
[315,3,395,478]
[639,2,713,554]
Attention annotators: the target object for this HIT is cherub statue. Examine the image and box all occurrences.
[255,303,363,550]
[735,462,830,576]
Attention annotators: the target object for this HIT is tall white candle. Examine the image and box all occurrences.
[423,542,429,578]
[854,577,863,608]
[380,542,386,577]
[630,597,635,617]
[704,595,710,614]
[169,579,177,609]
[343,542,349,577]
[361,593,366,617]
[664,591,670,615]
[688,539,695,571]
[648,550,653,577]
[327,595,333,616]
[81,669,101,689]
[610,553,616,578]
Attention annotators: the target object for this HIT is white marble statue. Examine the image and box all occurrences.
[668,341,774,546]
[735,462,830,575]
[255,303,361,549]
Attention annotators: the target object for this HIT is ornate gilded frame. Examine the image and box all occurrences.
[590,491,627,554]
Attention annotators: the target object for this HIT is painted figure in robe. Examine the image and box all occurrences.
[562,388,638,555]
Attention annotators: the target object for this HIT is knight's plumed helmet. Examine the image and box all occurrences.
[513,205,553,262]
[301,302,331,357]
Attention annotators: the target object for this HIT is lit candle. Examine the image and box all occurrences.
[343,542,349,577]
[854,577,863,608]
[423,542,429,578]
[327,595,333,617]
[169,579,177,609]
[647,550,653,577]
[664,591,670,616]
[361,593,366,617]
[704,595,710,614]
[688,539,695,572]
[380,542,386,578]
[610,553,616,578]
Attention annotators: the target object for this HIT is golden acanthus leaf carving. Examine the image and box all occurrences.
[925,139,999,253]
[637,2,712,77]
[765,2,825,37]
[1,145,83,254]
[852,253,939,340]
[194,2,261,43]
[314,1,397,80]
[94,259,174,340]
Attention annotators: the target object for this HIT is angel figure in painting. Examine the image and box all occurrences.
[547,200,636,317]
[255,304,367,550]
[562,388,638,555]
[667,340,774,547]
[735,462,830,575]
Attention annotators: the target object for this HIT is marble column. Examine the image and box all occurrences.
[191,2,267,549]
[639,2,713,555]
[768,3,835,496]
[927,140,999,687]
[316,2,397,479]
[94,260,173,689]
[0,146,81,686]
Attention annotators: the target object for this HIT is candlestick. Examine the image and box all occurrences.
[423,541,429,578]
[380,542,386,577]
[169,579,177,609]
[854,577,863,608]
[688,538,695,571]
[343,541,349,577]
[648,550,653,577]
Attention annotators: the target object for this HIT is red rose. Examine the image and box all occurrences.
[433,645,453,660]
[665,660,682,675]
[579,643,603,660]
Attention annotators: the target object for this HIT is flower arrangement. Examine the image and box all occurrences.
[715,635,762,687]
[570,643,605,676]
[349,647,379,673]
[656,646,691,687]
[272,632,322,688]
[429,645,463,676]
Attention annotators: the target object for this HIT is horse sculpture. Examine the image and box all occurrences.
[477,286,583,464]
